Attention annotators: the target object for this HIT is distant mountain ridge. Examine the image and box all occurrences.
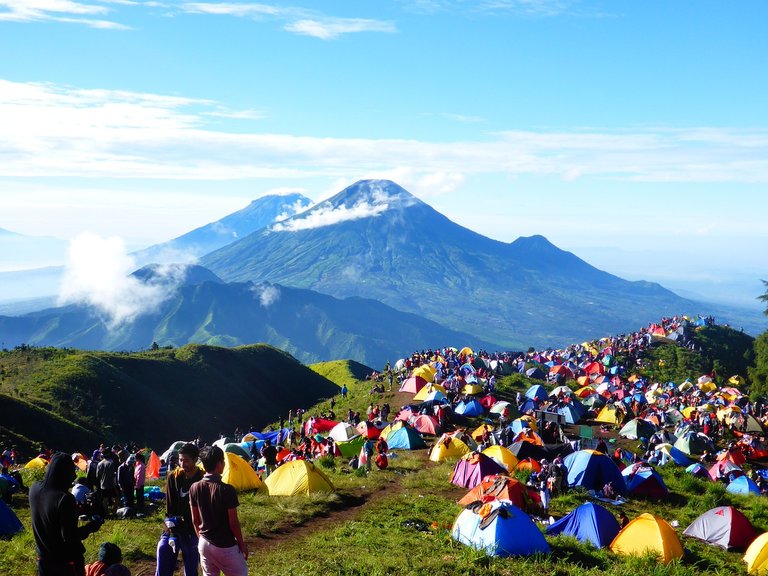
[0,269,497,367]
[201,179,703,348]
[133,192,312,265]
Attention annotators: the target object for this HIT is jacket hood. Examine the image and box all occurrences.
[42,452,77,491]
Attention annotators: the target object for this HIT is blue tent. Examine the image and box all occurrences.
[517,399,538,414]
[622,465,669,499]
[557,402,586,424]
[0,499,23,537]
[546,502,620,548]
[455,399,484,417]
[562,450,626,494]
[525,385,548,402]
[525,367,545,379]
[386,426,427,450]
[452,500,551,557]
[726,475,762,496]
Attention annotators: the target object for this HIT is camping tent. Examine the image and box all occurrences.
[223,443,251,461]
[610,513,684,564]
[653,443,692,467]
[386,426,427,450]
[222,452,265,493]
[674,431,715,456]
[683,506,757,550]
[727,475,762,496]
[399,376,428,394]
[329,422,360,443]
[525,385,548,402]
[619,418,656,440]
[265,460,334,496]
[546,502,620,548]
[452,501,550,557]
[621,464,668,499]
[457,475,534,511]
[411,415,440,436]
[0,499,23,537]
[562,450,626,494]
[595,404,624,426]
[450,453,507,489]
[745,532,768,574]
[430,435,471,462]
[455,399,484,417]
[481,445,519,472]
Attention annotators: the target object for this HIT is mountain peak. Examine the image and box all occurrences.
[131,263,223,287]
[270,180,422,233]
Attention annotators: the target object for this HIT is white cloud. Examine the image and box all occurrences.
[251,283,280,306]
[2,79,768,187]
[284,17,396,40]
[58,233,186,327]
[271,198,391,232]
[273,197,312,222]
[0,0,131,28]
[180,2,395,39]
[181,2,283,17]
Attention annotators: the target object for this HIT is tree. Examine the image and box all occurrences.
[758,279,768,313]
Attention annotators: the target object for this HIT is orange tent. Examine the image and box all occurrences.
[516,458,541,473]
[458,475,537,512]
[146,450,161,479]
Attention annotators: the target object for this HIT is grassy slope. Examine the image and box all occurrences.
[2,332,763,574]
[0,344,339,452]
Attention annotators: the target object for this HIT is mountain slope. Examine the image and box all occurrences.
[201,179,703,348]
[0,344,338,450]
[133,192,311,265]
[0,273,499,368]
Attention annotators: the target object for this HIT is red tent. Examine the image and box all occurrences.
[458,475,536,512]
[683,506,757,550]
[399,376,427,394]
[480,395,498,409]
[411,415,440,436]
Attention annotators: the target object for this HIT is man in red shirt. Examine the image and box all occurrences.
[189,446,247,576]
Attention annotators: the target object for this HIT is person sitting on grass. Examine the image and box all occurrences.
[85,542,131,576]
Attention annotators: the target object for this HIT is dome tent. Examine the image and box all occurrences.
[452,500,550,557]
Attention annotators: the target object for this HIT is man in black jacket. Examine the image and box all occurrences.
[30,453,103,576]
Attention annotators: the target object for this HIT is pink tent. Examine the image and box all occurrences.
[450,453,507,489]
[411,415,440,436]
[399,376,427,394]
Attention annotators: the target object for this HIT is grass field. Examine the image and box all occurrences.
[1,367,764,575]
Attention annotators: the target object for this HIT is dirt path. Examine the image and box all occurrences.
[130,451,438,575]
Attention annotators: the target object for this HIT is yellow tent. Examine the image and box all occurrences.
[481,445,519,472]
[730,375,746,387]
[682,406,698,419]
[222,452,265,493]
[380,420,405,440]
[744,532,768,574]
[25,457,48,469]
[265,460,335,496]
[576,375,591,386]
[461,384,483,395]
[595,404,623,425]
[698,381,717,393]
[413,383,447,401]
[429,434,470,462]
[610,513,684,564]
[471,423,495,441]
[412,364,436,383]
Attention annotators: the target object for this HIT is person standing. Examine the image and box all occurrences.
[260,440,278,478]
[30,453,104,576]
[134,453,146,512]
[155,443,203,576]
[190,446,248,576]
[96,451,118,515]
[116,455,134,509]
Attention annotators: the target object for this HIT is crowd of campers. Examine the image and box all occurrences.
[7,314,768,574]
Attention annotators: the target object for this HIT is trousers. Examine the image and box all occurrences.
[155,531,199,576]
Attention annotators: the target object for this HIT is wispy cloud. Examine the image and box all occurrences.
[271,197,391,232]
[285,17,396,39]
[180,2,396,39]
[0,0,131,28]
[2,79,768,186]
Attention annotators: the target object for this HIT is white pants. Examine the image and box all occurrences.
[198,537,248,576]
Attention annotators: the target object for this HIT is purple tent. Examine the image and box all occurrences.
[450,453,507,489]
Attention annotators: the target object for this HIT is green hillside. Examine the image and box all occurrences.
[0,344,338,452]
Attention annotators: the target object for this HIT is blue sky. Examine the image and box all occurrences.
[1,0,767,308]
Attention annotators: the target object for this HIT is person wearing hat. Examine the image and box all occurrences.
[30,453,104,576]
[85,542,129,576]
